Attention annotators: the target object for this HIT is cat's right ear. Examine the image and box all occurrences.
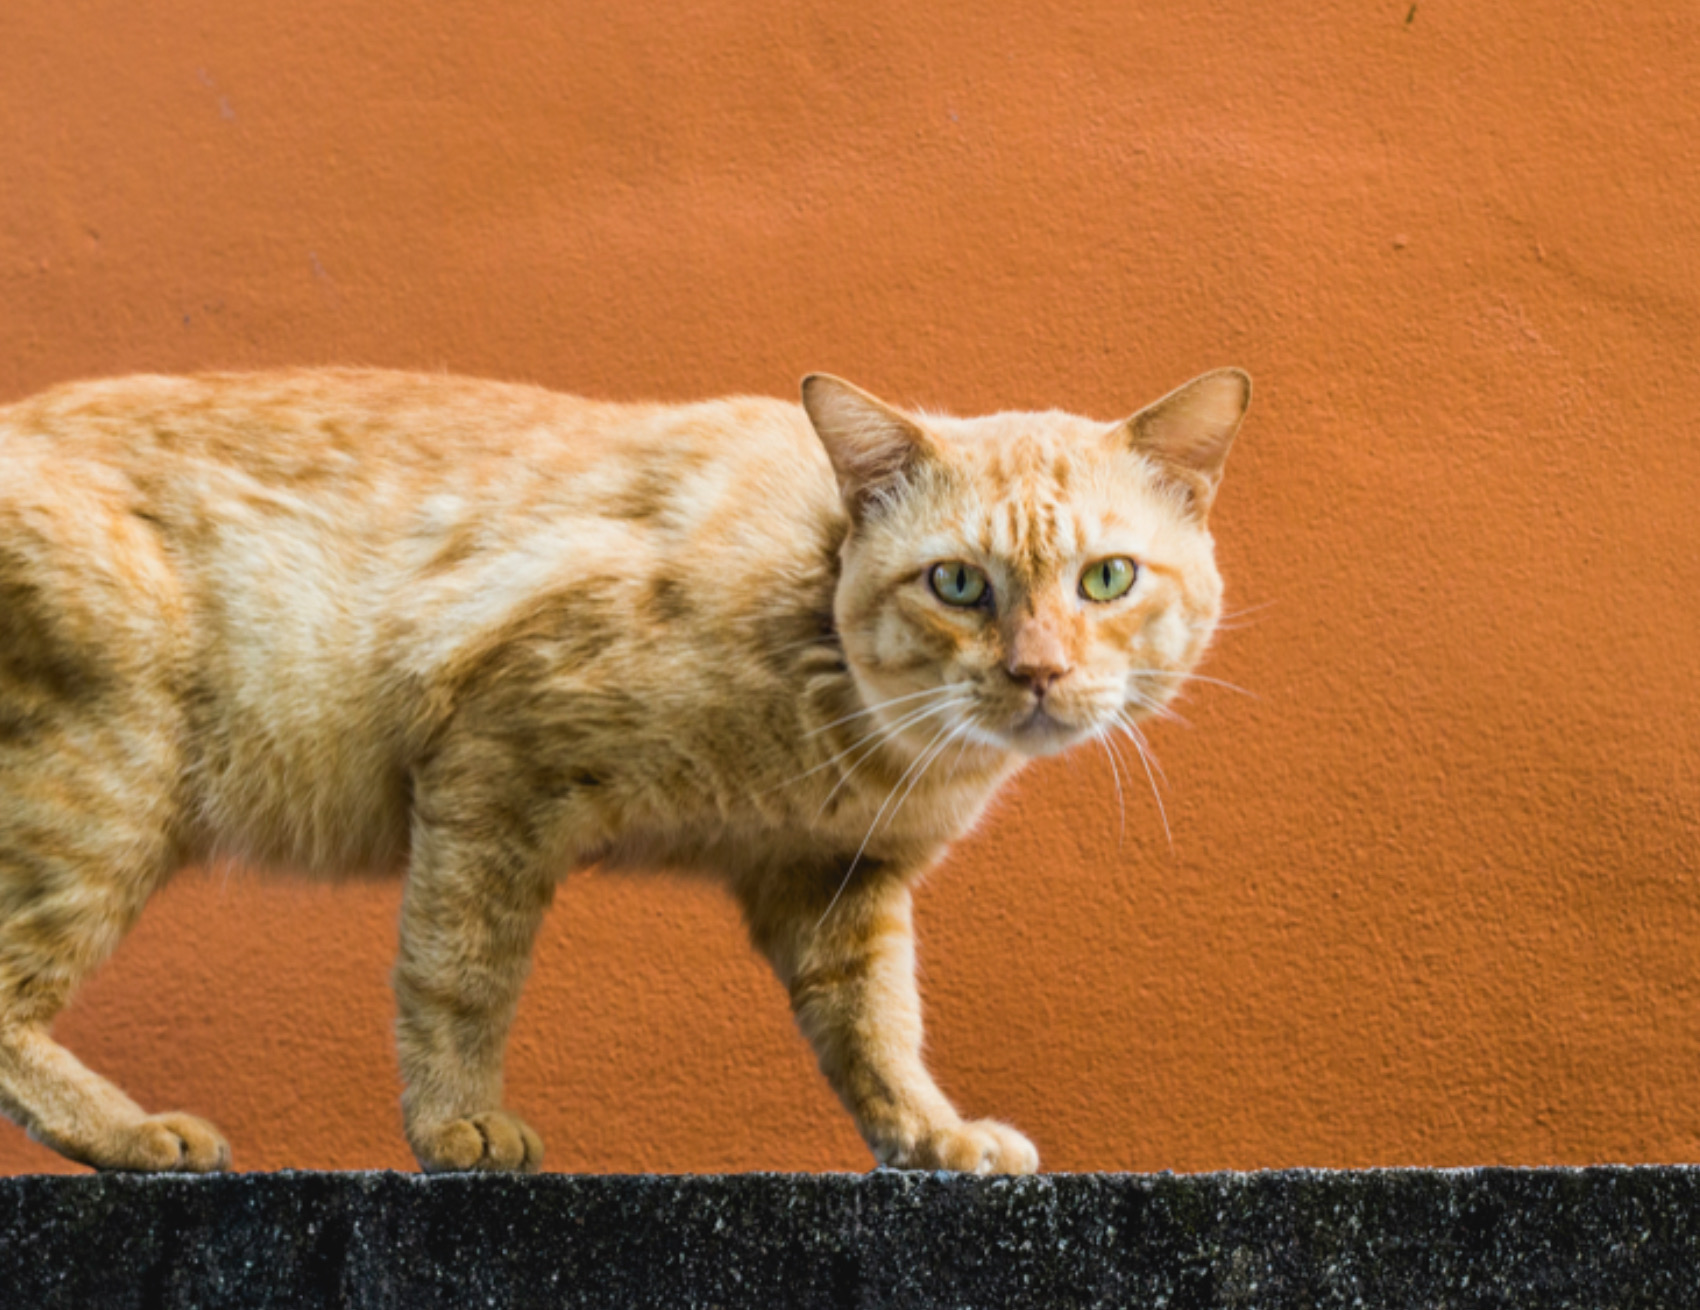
[802,375,934,524]
[1119,368,1251,521]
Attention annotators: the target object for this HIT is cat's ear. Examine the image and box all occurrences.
[801,374,935,523]
[1120,368,1251,521]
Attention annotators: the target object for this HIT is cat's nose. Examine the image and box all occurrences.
[1007,654,1071,698]
[1010,663,1069,698]
[1007,621,1071,698]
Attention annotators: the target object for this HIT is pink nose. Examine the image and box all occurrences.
[1007,658,1070,698]
[1007,621,1071,697]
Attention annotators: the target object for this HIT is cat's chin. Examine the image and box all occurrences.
[1001,707,1087,758]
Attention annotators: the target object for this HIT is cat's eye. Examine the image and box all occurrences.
[929,561,990,608]
[1080,557,1138,602]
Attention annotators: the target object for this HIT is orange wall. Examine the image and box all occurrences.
[2,1,1698,1175]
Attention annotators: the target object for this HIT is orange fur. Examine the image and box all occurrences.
[0,366,1248,1174]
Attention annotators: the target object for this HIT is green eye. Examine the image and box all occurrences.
[929,561,990,607]
[1080,557,1138,602]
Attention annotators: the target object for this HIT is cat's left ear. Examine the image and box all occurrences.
[801,374,936,524]
[1120,368,1251,521]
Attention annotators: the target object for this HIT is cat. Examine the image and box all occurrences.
[0,365,1248,1175]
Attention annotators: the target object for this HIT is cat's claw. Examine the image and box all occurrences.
[411,1110,544,1173]
[881,1118,1039,1175]
[98,1112,232,1173]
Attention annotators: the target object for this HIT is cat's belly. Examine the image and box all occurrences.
[180,531,416,876]
[185,699,412,878]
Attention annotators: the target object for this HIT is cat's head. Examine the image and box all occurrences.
[803,369,1249,759]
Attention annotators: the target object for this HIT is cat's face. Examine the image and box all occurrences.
[805,371,1248,760]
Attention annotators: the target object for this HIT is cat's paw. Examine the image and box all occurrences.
[101,1113,232,1173]
[882,1118,1040,1175]
[411,1110,544,1173]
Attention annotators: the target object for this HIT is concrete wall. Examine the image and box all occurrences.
[1,1,1696,1175]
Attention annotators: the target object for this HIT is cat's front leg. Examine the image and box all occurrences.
[744,865,1039,1175]
[393,783,556,1174]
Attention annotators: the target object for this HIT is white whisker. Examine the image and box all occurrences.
[805,683,969,738]
[1124,688,1188,727]
[943,727,978,786]
[1103,725,1140,792]
[762,695,968,795]
[1215,600,1277,630]
[1120,717,1172,851]
[879,722,969,838]
[814,699,966,817]
[1096,735,1126,848]
[1116,710,1169,785]
[815,717,961,930]
[1128,669,1257,700]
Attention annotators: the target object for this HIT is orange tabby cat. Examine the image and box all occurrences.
[0,366,1248,1174]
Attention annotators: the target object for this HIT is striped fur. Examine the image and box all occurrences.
[0,366,1247,1174]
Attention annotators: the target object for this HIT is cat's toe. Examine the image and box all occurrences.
[901,1119,1039,1175]
[968,1119,1040,1175]
[106,1113,231,1172]
[412,1110,544,1173]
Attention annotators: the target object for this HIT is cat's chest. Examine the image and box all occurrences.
[735,739,1017,866]
[581,736,1011,877]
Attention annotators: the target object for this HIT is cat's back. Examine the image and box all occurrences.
[0,367,834,562]
[1,367,656,490]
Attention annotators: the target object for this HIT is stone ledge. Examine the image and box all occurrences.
[3,1166,1698,1308]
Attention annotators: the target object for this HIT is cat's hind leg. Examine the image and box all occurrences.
[0,712,228,1171]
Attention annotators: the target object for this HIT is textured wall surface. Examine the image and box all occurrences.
[0,1,1696,1175]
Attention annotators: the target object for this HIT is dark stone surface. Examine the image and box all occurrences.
[3,1167,1700,1308]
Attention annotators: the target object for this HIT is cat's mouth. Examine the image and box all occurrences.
[1004,704,1082,756]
